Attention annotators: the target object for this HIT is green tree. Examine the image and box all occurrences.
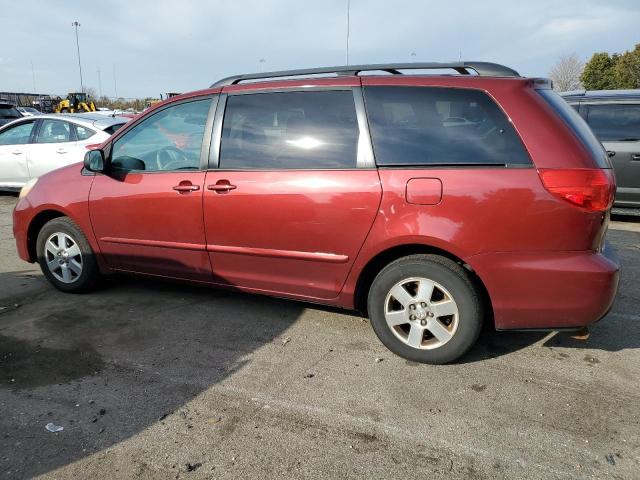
[613,44,640,88]
[581,52,617,90]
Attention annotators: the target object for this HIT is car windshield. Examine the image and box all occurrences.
[0,106,21,119]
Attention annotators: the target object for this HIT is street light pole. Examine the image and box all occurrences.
[346,0,351,65]
[97,68,103,98]
[30,60,36,92]
[72,21,84,93]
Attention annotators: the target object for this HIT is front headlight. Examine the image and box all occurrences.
[19,178,38,199]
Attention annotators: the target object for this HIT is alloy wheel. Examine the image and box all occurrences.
[44,232,83,284]
[384,277,459,350]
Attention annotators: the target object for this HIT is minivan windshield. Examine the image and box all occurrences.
[539,90,611,168]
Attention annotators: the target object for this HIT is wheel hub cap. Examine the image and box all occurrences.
[384,277,460,350]
[44,232,83,284]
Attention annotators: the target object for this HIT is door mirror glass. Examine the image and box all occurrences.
[84,149,105,172]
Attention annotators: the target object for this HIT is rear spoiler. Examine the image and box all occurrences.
[529,78,553,90]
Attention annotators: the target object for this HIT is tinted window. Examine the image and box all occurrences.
[365,86,531,166]
[0,121,35,145]
[586,103,640,141]
[36,119,72,143]
[111,99,211,172]
[538,90,609,168]
[219,90,359,169]
[74,124,96,140]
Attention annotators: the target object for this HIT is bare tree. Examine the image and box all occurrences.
[549,53,584,91]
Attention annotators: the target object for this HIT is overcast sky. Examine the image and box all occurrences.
[1,0,639,98]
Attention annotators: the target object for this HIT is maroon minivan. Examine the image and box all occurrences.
[13,62,619,364]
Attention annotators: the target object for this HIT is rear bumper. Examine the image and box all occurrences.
[468,246,620,330]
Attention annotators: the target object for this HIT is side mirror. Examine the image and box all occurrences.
[84,149,105,172]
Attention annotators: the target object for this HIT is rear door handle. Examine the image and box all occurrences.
[207,181,237,193]
[172,182,200,193]
[12,150,23,155]
[56,148,67,154]
[632,154,640,161]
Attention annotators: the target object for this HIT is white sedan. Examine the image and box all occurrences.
[0,113,129,191]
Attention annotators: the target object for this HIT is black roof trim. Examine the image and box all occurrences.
[211,61,521,87]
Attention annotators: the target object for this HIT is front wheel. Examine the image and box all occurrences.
[367,254,483,364]
[36,217,100,293]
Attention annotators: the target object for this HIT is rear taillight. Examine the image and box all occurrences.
[538,168,615,212]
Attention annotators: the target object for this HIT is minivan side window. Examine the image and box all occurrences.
[586,103,640,142]
[364,87,531,166]
[219,90,359,169]
[111,99,211,172]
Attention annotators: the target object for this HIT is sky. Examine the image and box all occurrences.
[1,0,639,99]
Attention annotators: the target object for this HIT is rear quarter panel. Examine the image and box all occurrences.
[338,167,608,307]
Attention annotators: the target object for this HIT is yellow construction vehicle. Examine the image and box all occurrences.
[54,92,96,113]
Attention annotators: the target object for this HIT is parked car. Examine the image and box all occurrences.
[13,62,619,364]
[0,101,22,127]
[561,90,640,210]
[17,106,42,117]
[0,113,129,191]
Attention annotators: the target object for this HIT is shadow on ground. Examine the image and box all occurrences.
[0,219,638,477]
[0,273,304,478]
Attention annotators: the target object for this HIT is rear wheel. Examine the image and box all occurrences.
[367,254,483,364]
[36,217,100,293]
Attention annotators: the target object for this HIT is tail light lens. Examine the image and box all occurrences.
[538,168,615,212]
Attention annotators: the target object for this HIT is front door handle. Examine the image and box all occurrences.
[56,148,67,154]
[207,181,237,193]
[172,182,200,193]
[12,150,23,155]
[632,154,640,161]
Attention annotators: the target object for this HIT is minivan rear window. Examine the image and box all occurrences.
[539,90,610,168]
[364,86,531,167]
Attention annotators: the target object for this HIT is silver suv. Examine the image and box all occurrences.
[562,90,640,212]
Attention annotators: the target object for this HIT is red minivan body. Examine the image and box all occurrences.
[12,63,620,363]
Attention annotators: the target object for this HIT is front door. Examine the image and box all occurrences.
[203,88,381,300]
[0,120,36,187]
[89,97,214,281]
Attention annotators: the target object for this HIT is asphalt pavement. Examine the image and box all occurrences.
[0,193,639,479]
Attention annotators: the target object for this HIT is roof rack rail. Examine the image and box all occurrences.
[211,61,520,87]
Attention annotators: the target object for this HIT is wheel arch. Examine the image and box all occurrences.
[353,243,494,324]
[26,209,67,262]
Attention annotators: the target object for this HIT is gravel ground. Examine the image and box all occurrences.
[0,193,639,479]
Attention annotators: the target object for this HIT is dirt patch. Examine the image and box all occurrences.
[0,334,104,390]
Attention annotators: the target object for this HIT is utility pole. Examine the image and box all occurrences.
[346,0,351,65]
[30,60,36,92]
[97,68,103,98]
[113,64,118,98]
[72,21,84,93]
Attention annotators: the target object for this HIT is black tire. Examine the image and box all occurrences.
[367,254,483,364]
[36,217,100,293]
[60,108,70,113]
